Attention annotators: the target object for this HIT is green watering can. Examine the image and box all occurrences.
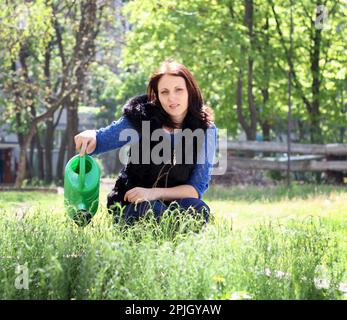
[64,154,100,227]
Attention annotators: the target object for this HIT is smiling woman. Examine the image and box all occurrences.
[74,59,217,226]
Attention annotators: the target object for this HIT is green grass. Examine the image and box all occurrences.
[206,184,347,229]
[205,182,347,202]
[0,184,346,300]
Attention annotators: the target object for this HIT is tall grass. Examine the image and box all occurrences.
[0,203,345,300]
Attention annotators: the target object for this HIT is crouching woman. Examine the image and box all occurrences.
[74,60,217,225]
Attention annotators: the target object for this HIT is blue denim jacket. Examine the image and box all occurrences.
[90,116,217,199]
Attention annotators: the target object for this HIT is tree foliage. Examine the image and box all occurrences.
[119,0,346,142]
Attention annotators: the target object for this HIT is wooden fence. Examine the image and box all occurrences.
[226,141,347,172]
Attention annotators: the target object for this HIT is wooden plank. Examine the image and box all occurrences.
[262,155,325,162]
[227,141,347,156]
[228,157,347,172]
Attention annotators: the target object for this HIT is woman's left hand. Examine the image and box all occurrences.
[124,187,159,204]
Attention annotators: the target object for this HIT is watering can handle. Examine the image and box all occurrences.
[79,154,85,189]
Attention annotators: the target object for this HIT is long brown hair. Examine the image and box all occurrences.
[147,59,214,130]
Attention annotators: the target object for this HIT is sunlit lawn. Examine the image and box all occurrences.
[0,183,346,299]
[4,183,346,230]
[205,184,347,230]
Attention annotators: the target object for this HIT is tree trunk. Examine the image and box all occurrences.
[44,37,54,184]
[236,69,251,138]
[310,9,322,144]
[236,0,257,143]
[260,87,270,142]
[28,131,44,180]
[310,19,323,182]
[29,135,35,179]
[36,131,44,180]
[245,0,256,141]
[15,126,37,188]
[44,117,54,183]
[66,96,79,160]
[261,121,271,141]
[309,111,322,144]
[56,126,68,182]
[298,120,306,142]
[259,15,271,145]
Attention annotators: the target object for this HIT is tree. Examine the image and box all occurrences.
[0,0,106,187]
[119,0,346,143]
[270,0,346,143]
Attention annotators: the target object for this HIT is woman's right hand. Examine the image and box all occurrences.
[74,130,97,156]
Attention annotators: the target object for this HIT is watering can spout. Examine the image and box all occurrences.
[64,154,100,227]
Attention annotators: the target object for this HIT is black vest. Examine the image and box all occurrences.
[107,94,204,209]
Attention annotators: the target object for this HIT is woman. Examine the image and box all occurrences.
[74,59,217,224]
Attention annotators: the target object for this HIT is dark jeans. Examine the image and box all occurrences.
[113,198,210,224]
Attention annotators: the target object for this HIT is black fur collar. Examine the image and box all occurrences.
[122,94,160,131]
